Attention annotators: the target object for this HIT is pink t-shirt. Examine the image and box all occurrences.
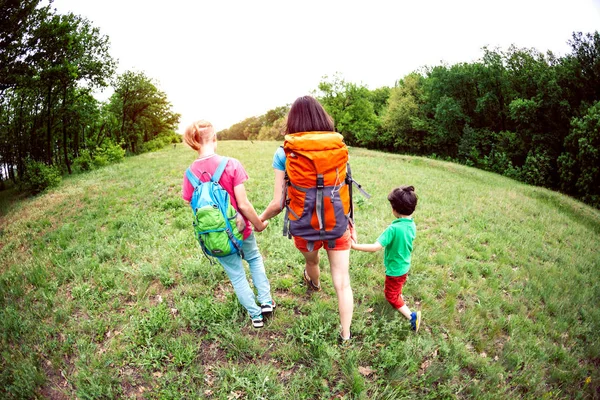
[182,154,252,239]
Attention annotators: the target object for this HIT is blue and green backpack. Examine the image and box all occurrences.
[186,157,244,260]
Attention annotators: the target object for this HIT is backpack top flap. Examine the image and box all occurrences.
[284,132,348,187]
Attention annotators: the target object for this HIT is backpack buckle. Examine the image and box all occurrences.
[316,176,324,189]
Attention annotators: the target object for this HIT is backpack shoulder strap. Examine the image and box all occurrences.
[186,168,201,188]
[212,157,229,183]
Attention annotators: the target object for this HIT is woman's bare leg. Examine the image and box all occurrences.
[327,249,353,339]
[301,250,320,287]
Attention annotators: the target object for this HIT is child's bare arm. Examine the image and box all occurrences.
[233,183,268,232]
[260,169,286,221]
[351,242,383,252]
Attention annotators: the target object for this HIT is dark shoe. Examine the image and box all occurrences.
[303,269,321,291]
[338,332,352,346]
[261,301,276,317]
[410,311,421,332]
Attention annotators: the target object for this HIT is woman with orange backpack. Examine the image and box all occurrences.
[259,96,357,342]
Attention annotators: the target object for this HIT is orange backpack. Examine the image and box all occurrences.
[282,131,370,245]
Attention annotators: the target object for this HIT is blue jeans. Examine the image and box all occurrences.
[217,233,272,317]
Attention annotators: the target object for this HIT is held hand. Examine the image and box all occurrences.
[254,220,269,232]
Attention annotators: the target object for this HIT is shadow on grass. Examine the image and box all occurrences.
[526,188,600,235]
[0,186,28,218]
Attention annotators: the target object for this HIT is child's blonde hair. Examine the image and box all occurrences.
[183,120,215,151]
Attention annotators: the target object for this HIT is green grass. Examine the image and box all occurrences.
[1,141,599,399]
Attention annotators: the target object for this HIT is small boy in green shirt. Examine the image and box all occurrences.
[351,186,421,331]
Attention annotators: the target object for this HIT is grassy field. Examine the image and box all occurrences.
[1,141,599,399]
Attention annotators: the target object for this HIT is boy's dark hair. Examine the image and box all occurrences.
[387,186,418,216]
[286,96,335,134]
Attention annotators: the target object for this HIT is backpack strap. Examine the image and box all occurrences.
[212,157,229,183]
[316,174,325,235]
[352,179,371,199]
[212,156,245,259]
[345,163,371,225]
[346,163,371,199]
[186,168,201,188]
[282,171,292,239]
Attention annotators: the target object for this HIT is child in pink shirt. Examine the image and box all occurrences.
[181,120,275,328]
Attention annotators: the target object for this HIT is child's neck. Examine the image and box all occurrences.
[197,143,217,159]
[393,210,412,219]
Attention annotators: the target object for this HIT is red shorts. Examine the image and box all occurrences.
[293,229,352,252]
[384,274,408,309]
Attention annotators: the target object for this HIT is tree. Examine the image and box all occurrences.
[381,73,428,153]
[563,32,600,110]
[28,12,114,171]
[108,71,179,153]
[316,74,380,146]
[257,117,285,140]
[369,86,391,117]
[0,4,114,184]
[558,101,600,206]
[0,0,49,90]
[264,106,288,126]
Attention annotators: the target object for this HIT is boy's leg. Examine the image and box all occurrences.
[384,275,411,318]
[218,252,262,317]
[242,233,273,305]
[385,274,420,330]
[398,305,412,320]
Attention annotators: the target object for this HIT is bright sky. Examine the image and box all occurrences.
[52,0,600,133]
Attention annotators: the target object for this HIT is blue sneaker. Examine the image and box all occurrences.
[410,311,421,332]
[251,314,264,328]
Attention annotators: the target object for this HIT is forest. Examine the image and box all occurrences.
[218,31,600,209]
[0,1,181,192]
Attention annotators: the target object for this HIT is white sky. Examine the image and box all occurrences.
[52,0,600,133]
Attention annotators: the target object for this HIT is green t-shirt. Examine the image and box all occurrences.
[376,217,416,276]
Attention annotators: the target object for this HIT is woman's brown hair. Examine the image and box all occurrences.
[285,96,334,134]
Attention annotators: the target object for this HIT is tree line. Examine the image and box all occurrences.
[218,31,600,209]
[0,0,180,191]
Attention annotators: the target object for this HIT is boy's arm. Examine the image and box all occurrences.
[233,183,268,232]
[351,242,383,252]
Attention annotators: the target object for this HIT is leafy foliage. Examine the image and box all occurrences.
[220,31,600,208]
[317,74,381,146]
[558,100,600,207]
[218,106,289,141]
[0,7,179,198]
[73,150,94,172]
[107,71,180,154]
[18,158,61,194]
